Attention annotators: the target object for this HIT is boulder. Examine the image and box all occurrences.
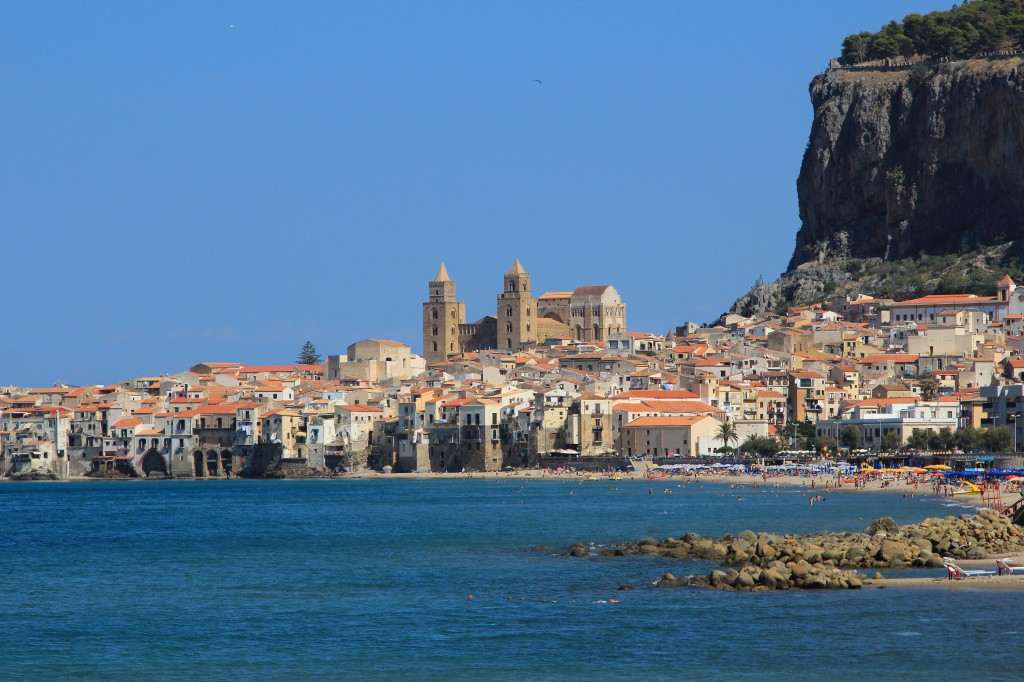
[865,517,900,536]
[876,540,911,564]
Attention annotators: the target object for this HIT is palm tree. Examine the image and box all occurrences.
[716,419,739,454]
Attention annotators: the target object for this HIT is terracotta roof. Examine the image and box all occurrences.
[623,415,710,428]
[111,417,142,428]
[613,390,699,401]
[336,404,383,413]
[892,294,995,305]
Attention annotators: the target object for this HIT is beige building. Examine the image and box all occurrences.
[328,339,420,382]
[537,285,626,343]
[620,415,721,457]
[422,260,627,363]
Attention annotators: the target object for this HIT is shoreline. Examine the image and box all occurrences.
[5,469,1021,506]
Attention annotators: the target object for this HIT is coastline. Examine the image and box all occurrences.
[7,469,1022,508]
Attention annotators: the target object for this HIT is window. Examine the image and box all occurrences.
[432,309,438,320]
[506,306,512,317]
[432,326,438,336]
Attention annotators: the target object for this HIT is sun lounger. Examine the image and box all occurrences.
[943,558,996,580]
[995,559,1024,576]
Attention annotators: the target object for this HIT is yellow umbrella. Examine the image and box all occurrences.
[924,464,951,470]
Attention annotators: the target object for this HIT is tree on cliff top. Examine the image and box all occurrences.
[840,0,1024,64]
[296,341,322,365]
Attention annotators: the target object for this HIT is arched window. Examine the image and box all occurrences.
[526,308,531,317]
[432,342,438,352]
[432,309,438,320]
[451,310,456,319]
[506,306,512,317]
[451,326,456,335]
[526,323,531,332]
[432,326,438,336]
[507,338,512,348]
[506,323,513,333]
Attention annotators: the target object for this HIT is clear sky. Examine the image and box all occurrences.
[1,0,955,388]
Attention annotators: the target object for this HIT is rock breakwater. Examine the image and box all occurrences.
[567,511,1024,591]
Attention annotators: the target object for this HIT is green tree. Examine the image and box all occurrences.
[906,428,931,451]
[797,420,816,440]
[915,374,941,401]
[954,427,983,452]
[716,419,739,454]
[738,435,782,457]
[840,425,862,450]
[982,426,1013,452]
[841,31,872,63]
[813,436,839,457]
[296,340,322,365]
[881,430,902,452]
[778,423,799,447]
[932,427,956,452]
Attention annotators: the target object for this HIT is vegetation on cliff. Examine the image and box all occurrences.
[841,0,1024,64]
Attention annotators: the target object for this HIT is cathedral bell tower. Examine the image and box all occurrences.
[423,263,466,364]
[496,259,538,352]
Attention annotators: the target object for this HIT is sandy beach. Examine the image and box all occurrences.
[333,468,1024,507]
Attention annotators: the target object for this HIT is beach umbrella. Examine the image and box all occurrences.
[925,464,951,470]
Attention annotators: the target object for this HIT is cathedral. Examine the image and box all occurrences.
[422,260,626,364]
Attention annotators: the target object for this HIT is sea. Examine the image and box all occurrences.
[0,478,1019,681]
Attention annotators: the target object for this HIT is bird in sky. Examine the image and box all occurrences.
[532,79,542,85]
[229,24,236,29]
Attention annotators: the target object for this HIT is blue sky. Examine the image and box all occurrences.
[1,0,954,387]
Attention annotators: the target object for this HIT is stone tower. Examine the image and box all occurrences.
[423,263,466,365]
[496,259,538,352]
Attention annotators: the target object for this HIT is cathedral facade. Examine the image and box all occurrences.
[422,260,626,365]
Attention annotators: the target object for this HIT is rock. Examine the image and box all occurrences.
[734,572,756,589]
[709,570,729,588]
[705,543,729,561]
[966,546,987,559]
[877,540,911,564]
[789,560,812,580]
[865,517,900,537]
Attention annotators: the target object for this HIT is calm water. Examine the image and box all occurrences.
[0,478,1018,681]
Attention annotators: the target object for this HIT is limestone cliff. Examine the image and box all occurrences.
[794,56,1024,268]
[732,56,1024,316]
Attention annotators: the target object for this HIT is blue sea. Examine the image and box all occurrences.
[0,478,1019,681]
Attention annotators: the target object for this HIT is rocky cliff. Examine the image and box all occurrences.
[732,56,1024,315]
